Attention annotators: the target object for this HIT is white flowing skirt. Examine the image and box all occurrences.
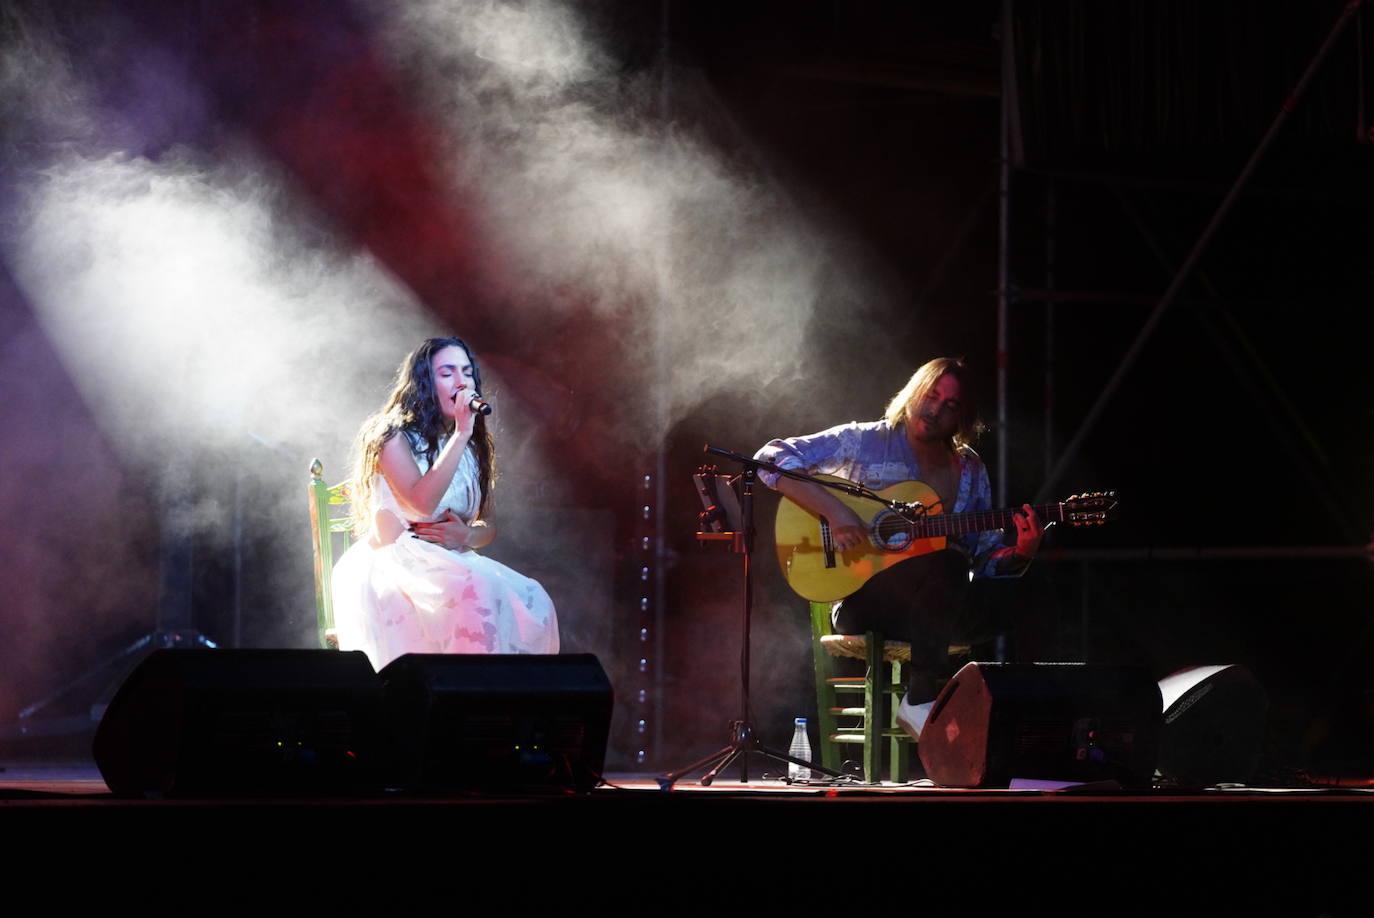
[331,532,559,671]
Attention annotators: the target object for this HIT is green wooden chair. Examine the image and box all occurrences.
[808,602,913,783]
[809,603,973,784]
[307,458,355,650]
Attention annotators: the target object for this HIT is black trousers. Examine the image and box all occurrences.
[831,549,969,703]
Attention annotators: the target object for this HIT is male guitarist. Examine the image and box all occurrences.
[754,357,1043,741]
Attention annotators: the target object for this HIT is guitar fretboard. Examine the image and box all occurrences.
[895,502,1065,540]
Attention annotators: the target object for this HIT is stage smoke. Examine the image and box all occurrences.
[368,0,899,442]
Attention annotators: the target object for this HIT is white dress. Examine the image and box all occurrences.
[331,437,559,671]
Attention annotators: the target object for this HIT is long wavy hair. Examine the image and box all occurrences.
[350,337,495,534]
[883,356,983,449]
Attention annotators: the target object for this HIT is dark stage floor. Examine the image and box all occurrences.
[5,760,1373,913]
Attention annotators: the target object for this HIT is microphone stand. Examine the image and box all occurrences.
[659,446,902,788]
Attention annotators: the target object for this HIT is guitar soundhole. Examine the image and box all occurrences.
[871,510,913,552]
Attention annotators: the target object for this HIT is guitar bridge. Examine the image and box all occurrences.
[819,516,836,569]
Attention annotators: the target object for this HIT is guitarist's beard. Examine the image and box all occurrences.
[911,413,956,445]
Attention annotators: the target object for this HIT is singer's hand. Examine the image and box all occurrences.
[411,510,473,551]
[451,389,477,440]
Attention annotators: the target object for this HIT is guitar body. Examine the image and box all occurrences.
[773,475,1115,602]
[774,475,948,603]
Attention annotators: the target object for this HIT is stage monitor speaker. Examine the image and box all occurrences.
[93,649,387,796]
[1157,664,1267,786]
[918,662,1162,788]
[380,653,613,793]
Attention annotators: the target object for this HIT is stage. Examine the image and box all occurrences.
[6,760,1373,912]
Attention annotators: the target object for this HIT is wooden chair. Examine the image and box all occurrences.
[808,601,913,783]
[809,602,973,783]
[307,458,355,650]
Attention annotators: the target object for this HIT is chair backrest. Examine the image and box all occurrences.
[307,458,355,649]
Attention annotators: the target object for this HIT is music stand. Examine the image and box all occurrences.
[657,445,865,788]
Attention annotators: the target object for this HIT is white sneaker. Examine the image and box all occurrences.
[895,696,934,741]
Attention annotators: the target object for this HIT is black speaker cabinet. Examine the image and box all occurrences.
[1157,664,1267,786]
[379,653,613,793]
[93,649,388,796]
[918,662,1162,788]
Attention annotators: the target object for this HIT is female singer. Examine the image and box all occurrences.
[331,337,558,669]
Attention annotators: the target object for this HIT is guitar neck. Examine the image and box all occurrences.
[911,502,1063,539]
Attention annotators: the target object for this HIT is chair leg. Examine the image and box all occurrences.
[810,603,841,774]
[889,658,909,782]
[863,631,884,784]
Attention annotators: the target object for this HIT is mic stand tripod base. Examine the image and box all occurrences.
[656,719,840,789]
[661,456,838,790]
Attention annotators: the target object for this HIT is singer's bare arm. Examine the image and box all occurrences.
[378,407,475,519]
[467,518,496,548]
[411,513,497,550]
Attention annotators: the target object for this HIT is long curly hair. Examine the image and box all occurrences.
[350,337,495,534]
[883,356,983,449]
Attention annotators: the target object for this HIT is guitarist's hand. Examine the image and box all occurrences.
[775,476,871,552]
[829,507,870,553]
[1012,504,1043,560]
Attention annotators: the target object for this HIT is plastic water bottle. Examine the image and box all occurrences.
[787,717,813,782]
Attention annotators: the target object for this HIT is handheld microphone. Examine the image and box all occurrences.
[468,395,493,416]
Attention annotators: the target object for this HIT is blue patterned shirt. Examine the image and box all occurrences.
[754,420,1023,578]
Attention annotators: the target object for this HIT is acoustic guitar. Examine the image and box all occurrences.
[774,475,1117,601]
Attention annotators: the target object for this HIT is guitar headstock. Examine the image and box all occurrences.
[1063,491,1118,526]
